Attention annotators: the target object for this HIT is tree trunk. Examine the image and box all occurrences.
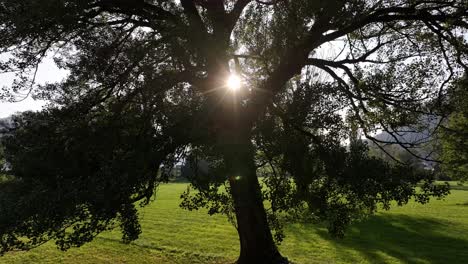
[220,128,287,264]
[206,61,286,262]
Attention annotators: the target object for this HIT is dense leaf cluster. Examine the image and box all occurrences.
[0,104,188,252]
[440,77,468,181]
[254,81,449,239]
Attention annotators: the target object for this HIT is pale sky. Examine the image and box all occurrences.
[0,57,68,118]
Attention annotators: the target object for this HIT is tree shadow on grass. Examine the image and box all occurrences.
[286,214,468,264]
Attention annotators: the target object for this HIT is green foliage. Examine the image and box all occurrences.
[0,105,186,253]
[249,81,449,238]
[260,135,448,239]
[440,77,468,181]
[367,143,426,169]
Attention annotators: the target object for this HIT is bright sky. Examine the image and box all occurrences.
[0,57,68,118]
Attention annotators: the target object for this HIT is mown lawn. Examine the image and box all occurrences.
[2,182,468,264]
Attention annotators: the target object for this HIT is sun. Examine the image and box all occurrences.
[226,74,241,91]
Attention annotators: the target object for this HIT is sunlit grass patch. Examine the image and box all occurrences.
[1,182,468,264]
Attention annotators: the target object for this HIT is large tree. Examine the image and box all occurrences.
[439,76,468,181]
[0,1,466,263]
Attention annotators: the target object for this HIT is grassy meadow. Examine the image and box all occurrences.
[1,182,468,264]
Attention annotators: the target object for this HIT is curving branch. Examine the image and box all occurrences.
[227,0,252,33]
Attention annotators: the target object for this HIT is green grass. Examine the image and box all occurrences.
[434,180,468,191]
[1,182,468,264]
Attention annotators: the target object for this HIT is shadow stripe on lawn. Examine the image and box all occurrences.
[93,236,234,263]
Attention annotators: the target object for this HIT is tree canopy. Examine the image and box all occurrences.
[439,76,468,181]
[0,1,466,263]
